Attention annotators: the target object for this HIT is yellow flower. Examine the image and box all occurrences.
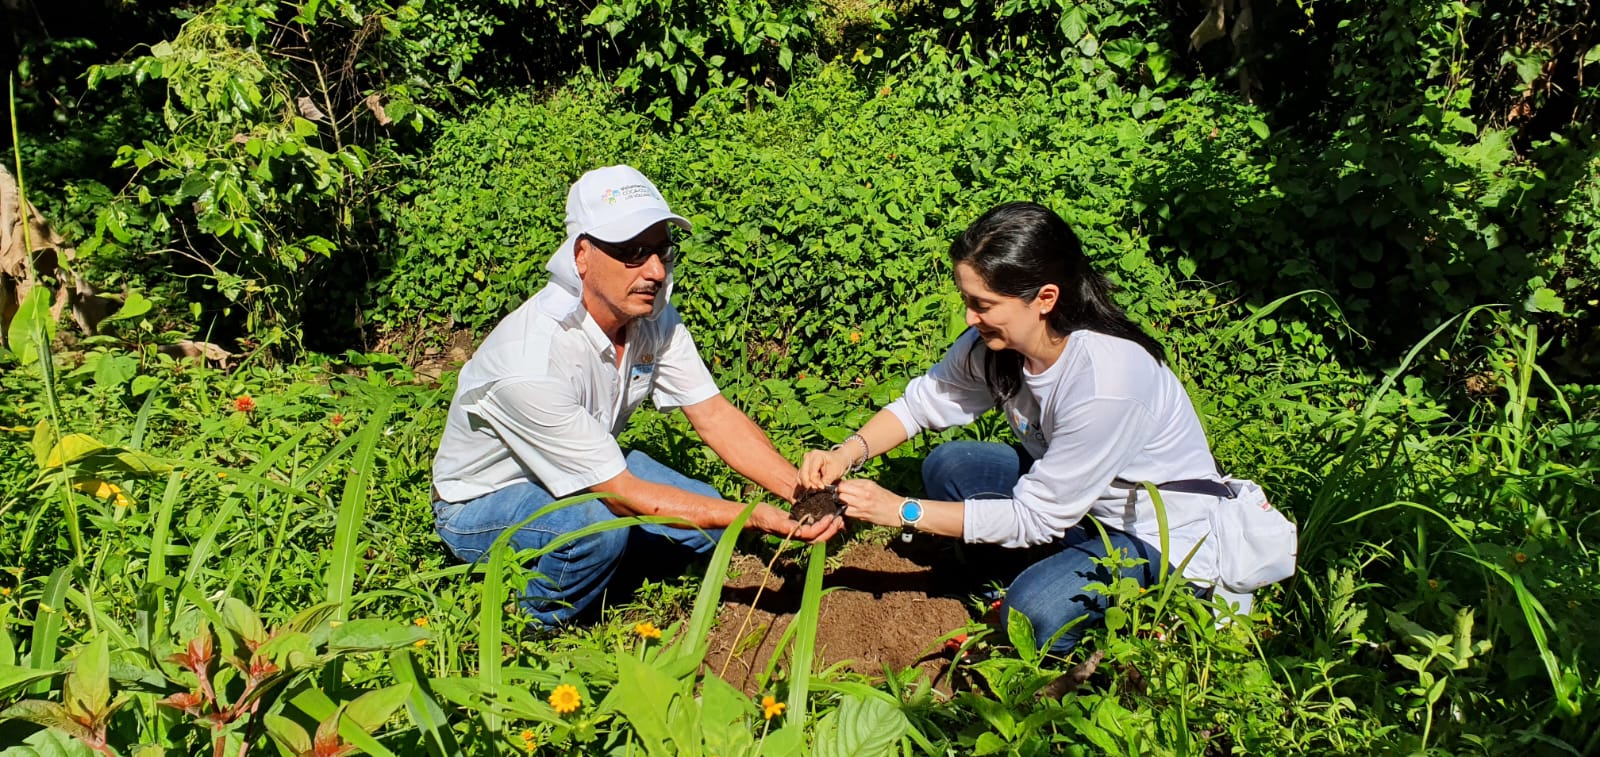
[848,331,862,344]
[634,621,661,640]
[73,479,135,509]
[1514,552,1529,564]
[73,479,119,499]
[549,684,581,714]
[520,728,539,752]
[762,695,785,721]
[414,617,429,627]
[0,587,11,597]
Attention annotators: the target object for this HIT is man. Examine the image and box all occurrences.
[431,165,841,626]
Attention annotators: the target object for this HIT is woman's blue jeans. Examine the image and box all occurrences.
[432,450,724,626]
[923,440,1162,654]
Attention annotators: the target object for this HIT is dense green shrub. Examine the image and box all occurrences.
[376,60,1272,385]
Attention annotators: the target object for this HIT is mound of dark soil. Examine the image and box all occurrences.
[705,540,977,693]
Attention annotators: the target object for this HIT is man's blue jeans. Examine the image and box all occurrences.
[922,440,1162,655]
[432,450,724,626]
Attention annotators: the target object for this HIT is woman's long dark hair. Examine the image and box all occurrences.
[950,202,1166,404]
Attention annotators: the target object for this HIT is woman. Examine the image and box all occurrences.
[799,201,1234,653]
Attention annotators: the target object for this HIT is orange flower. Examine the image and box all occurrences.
[331,413,345,427]
[634,621,661,640]
[233,395,256,413]
[762,695,785,720]
[549,684,581,714]
[1514,552,1529,564]
[848,331,862,344]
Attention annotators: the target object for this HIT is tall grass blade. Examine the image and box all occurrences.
[678,504,755,665]
[185,427,314,587]
[389,648,460,757]
[326,394,394,620]
[147,471,184,585]
[476,491,612,733]
[784,541,827,724]
[1298,306,1495,563]
[26,567,70,695]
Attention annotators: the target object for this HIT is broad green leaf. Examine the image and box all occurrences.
[699,674,755,756]
[1102,38,1143,71]
[92,353,136,390]
[30,421,54,469]
[812,694,906,757]
[40,434,107,469]
[0,722,98,756]
[130,375,162,397]
[257,630,316,670]
[220,597,268,646]
[1104,604,1128,632]
[6,287,53,366]
[344,683,413,733]
[289,688,397,757]
[1005,606,1037,661]
[103,291,153,322]
[608,655,687,756]
[0,700,90,739]
[0,666,60,699]
[264,713,312,754]
[328,619,426,651]
[61,633,110,722]
[760,724,806,756]
[1524,287,1565,314]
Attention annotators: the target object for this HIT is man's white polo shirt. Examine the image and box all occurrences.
[431,290,719,503]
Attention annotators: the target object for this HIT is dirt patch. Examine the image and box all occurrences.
[705,539,978,693]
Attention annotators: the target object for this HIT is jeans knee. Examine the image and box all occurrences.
[923,441,978,500]
[550,523,630,568]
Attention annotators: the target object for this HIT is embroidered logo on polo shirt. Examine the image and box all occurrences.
[640,353,654,364]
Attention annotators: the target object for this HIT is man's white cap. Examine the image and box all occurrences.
[536,165,691,321]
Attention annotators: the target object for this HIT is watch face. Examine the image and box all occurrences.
[900,500,923,522]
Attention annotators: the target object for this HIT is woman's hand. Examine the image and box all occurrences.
[797,447,855,490]
[835,479,905,528]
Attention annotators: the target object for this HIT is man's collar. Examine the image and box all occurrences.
[576,306,626,357]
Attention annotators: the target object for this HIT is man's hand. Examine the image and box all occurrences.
[797,447,855,490]
[751,502,844,544]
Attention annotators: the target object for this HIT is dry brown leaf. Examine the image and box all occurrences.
[364,93,392,126]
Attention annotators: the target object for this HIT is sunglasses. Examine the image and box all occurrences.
[583,234,679,267]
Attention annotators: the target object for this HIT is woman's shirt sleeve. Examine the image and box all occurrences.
[963,396,1155,548]
[885,330,995,438]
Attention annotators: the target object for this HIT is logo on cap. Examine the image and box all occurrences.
[601,184,656,205]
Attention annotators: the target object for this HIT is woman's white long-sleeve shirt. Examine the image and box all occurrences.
[884,328,1224,579]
